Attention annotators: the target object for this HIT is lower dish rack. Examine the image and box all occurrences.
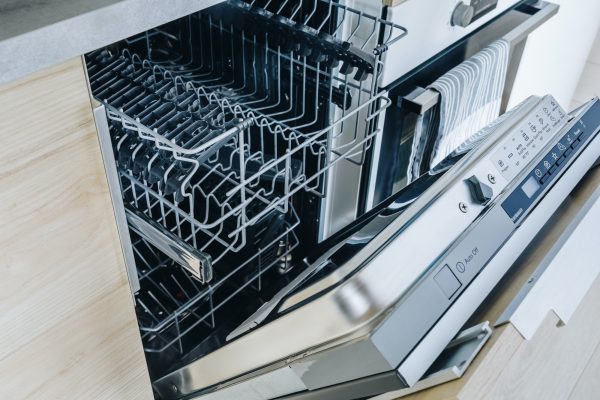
[133,209,299,354]
[132,211,299,379]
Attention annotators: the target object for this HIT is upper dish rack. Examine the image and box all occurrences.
[86,0,406,282]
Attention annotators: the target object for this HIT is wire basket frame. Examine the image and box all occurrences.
[86,0,405,277]
[134,209,300,354]
[92,53,390,227]
[224,0,407,82]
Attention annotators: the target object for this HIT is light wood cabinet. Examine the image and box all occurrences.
[0,58,152,400]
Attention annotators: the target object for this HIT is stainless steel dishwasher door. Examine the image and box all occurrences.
[151,96,600,400]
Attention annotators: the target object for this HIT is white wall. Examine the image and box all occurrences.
[572,30,600,108]
[508,0,600,110]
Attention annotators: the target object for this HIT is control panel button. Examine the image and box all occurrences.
[556,156,566,166]
[466,175,494,205]
[542,160,552,171]
[540,173,550,184]
[549,165,558,175]
[434,265,461,299]
[557,142,568,154]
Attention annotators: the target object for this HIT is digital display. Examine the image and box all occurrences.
[521,176,541,198]
[491,97,566,181]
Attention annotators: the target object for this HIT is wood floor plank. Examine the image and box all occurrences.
[568,340,600,400]
[482,275,600,400]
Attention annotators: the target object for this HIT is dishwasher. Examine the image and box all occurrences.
[83,0,600,399]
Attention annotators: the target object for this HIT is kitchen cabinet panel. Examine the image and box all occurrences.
[0,57,152,400]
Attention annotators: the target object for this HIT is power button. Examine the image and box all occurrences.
[434,265,462,299]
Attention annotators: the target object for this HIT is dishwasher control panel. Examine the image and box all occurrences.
[491,97,567,181]
[502,99,600,222]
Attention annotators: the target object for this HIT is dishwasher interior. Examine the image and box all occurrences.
[84,0,409,388]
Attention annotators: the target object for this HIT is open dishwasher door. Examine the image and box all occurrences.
[152,95,600,400]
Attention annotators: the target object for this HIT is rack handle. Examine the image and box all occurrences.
[126,208,213,283]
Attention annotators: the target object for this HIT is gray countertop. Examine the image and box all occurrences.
[0,0,223,85]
